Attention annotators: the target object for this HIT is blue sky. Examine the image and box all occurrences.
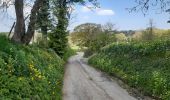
[0,0,169,32]
[69,0,170,31]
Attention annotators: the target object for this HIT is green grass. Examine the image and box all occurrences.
[89,40,170,100]
[0,35,64,99]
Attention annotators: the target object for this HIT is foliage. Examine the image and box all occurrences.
[132,29,170,42]
[71,23,102,48]
[62,46,76,61]
[36,0,51,37]
[141,30,154,41]
[89,40,170,99]
[49,0,69,57]
[0,35,64,99]
[49,29,68,57]
[115,33,127,42]
[33,35,49,48]
[70,23,116,57]
[141,19,155,41]
[48,0,99,57]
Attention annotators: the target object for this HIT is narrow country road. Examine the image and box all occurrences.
[63,52,137,100]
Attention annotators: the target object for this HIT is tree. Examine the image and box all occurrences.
[102,22,116,33]
[48,0,69,56]
[129,0,168,14]
[36,0,51,39]
[0,0,99,51]
[71,23,102,48]
[49,0,99,56]
[71,23,116,52]
[115,33,127,42]
[0,0,43,44]
[141,19,155,41]
[11,0,25,43]
[148,19,154,39]
[22,0,43,44]
[35,0,51,47]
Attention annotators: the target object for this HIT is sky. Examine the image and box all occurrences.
[68,0,170,31]
[0,0,170,32]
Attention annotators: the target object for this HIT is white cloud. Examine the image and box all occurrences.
[82,16,90,20]
[82,6,91,12]
[81,6,115,16]
[96,9,115,16]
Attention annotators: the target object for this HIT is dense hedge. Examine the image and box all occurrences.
[0,35,64,99]
[89,40,170,99]
[62,46,76,61]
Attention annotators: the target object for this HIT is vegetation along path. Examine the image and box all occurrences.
[63,52,136,100]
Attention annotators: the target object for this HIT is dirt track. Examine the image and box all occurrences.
[63,52,136,100]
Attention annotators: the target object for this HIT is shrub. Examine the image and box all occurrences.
[0,35,64,99]
[84,49,94,58]
[62,46,76,61]
[89,40,170,99]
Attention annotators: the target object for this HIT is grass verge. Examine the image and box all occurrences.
[0,35,64,100]
[89,40,170,100]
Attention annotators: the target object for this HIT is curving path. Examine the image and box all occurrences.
[63,52,137,100]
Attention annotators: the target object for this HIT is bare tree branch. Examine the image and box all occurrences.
[128,0,170,15]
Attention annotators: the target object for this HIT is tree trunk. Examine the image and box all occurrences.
[12,0,25,43]
[22,0,43,44]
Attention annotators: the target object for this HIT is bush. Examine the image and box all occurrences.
[84,49,94,58]
[0,35,64,99]
[89,40,170,99]
[48,27,68,57]
[62,46,76,61]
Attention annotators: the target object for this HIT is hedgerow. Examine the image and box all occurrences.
[0,35,64,99]
[89,40,170,99]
